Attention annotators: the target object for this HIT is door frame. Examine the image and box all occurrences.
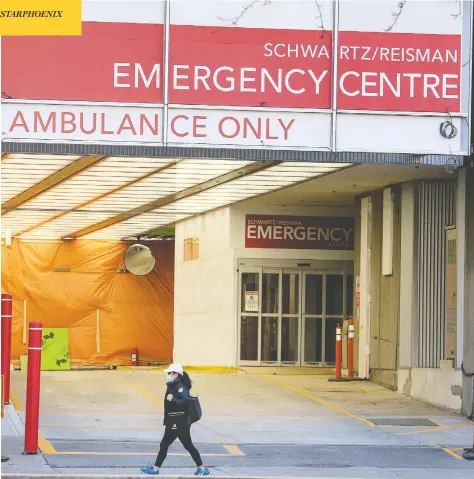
[237,265,353,367]
[260,267,281,366]
[301,271,349,367]
[237,267,262,367]
[301,270,325,366]
[281,268,302,367]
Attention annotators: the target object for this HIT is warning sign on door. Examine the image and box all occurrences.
[245,291,259,312]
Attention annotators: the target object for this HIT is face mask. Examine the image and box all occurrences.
[166,373,174,384]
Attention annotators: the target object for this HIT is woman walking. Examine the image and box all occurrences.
[141,364,210,476]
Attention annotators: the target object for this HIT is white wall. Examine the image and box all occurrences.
[398,367,462,412]
[395,179,463,412]
[173,208,236,366]
[174,202,356,367]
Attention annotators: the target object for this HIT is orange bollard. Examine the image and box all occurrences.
[348,317,354,378]
[335,323,342,380]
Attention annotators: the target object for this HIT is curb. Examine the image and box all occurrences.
[11,365,338,375]
[241,367,334,376]
[183,366,239,373]
[115,366,239,373]
[4,404,25,435]
[2,476,319,479]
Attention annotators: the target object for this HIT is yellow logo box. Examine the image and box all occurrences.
[0,0,81,36]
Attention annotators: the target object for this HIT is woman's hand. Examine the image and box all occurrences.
[166,394,173,401]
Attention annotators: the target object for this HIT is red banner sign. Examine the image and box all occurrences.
[1,23,461,113]
[169,25,332,109]
[2,22,164,104]
[245,215,354,250]
[338,31,461,112]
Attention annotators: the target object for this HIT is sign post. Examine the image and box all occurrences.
[1,293,13,405]
[24,321,42,455]
[1,375,9,463]
[1,376,4,419]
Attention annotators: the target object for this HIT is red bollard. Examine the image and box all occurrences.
[335,323,342,380]
[24,321,42,454]
[348,317,354,378]
[1,294,13,405]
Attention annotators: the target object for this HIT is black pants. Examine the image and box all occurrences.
[155,425,203,467]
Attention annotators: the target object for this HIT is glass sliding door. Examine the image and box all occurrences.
[325,274,345,364]
[240,317,259,361]
[281,271,301,365]
[302,271,353,366]
[239,267,302,366]
[238,266,353,367]
[261,270,280,364]
[302,273,323,365]
[238,268,261,365]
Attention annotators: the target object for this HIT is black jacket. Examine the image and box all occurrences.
[163,377,191,428]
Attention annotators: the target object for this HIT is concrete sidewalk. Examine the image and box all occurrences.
[1,404,55,474]
[2,472,474,479]
[2,370,474,478]
[2,468,474,478]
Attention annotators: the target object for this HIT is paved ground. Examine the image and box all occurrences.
[2,369,474,478]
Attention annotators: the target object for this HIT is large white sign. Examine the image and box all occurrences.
[1,0,471,155]
[3,102,164,144]
[3,100,464,155]
[167,108,331,149]
[4,102,332,149]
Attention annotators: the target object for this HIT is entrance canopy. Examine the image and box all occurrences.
[1,154,352,241]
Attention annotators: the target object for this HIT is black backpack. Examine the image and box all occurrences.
[187,396,202,425]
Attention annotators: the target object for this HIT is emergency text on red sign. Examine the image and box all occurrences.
[245,215,355,250]
[1,23,462,113]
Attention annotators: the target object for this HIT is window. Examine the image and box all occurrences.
[183,237,199,262]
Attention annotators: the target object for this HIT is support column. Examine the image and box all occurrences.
[398,183,416,369]
[358,196,372,379]
[456,169,466,369]
[462,167,474,418]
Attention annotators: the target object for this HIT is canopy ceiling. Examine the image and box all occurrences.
[1,154,352,241]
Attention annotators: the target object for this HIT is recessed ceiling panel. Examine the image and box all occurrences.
[1,154,81,203]
[2,153,352,241]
